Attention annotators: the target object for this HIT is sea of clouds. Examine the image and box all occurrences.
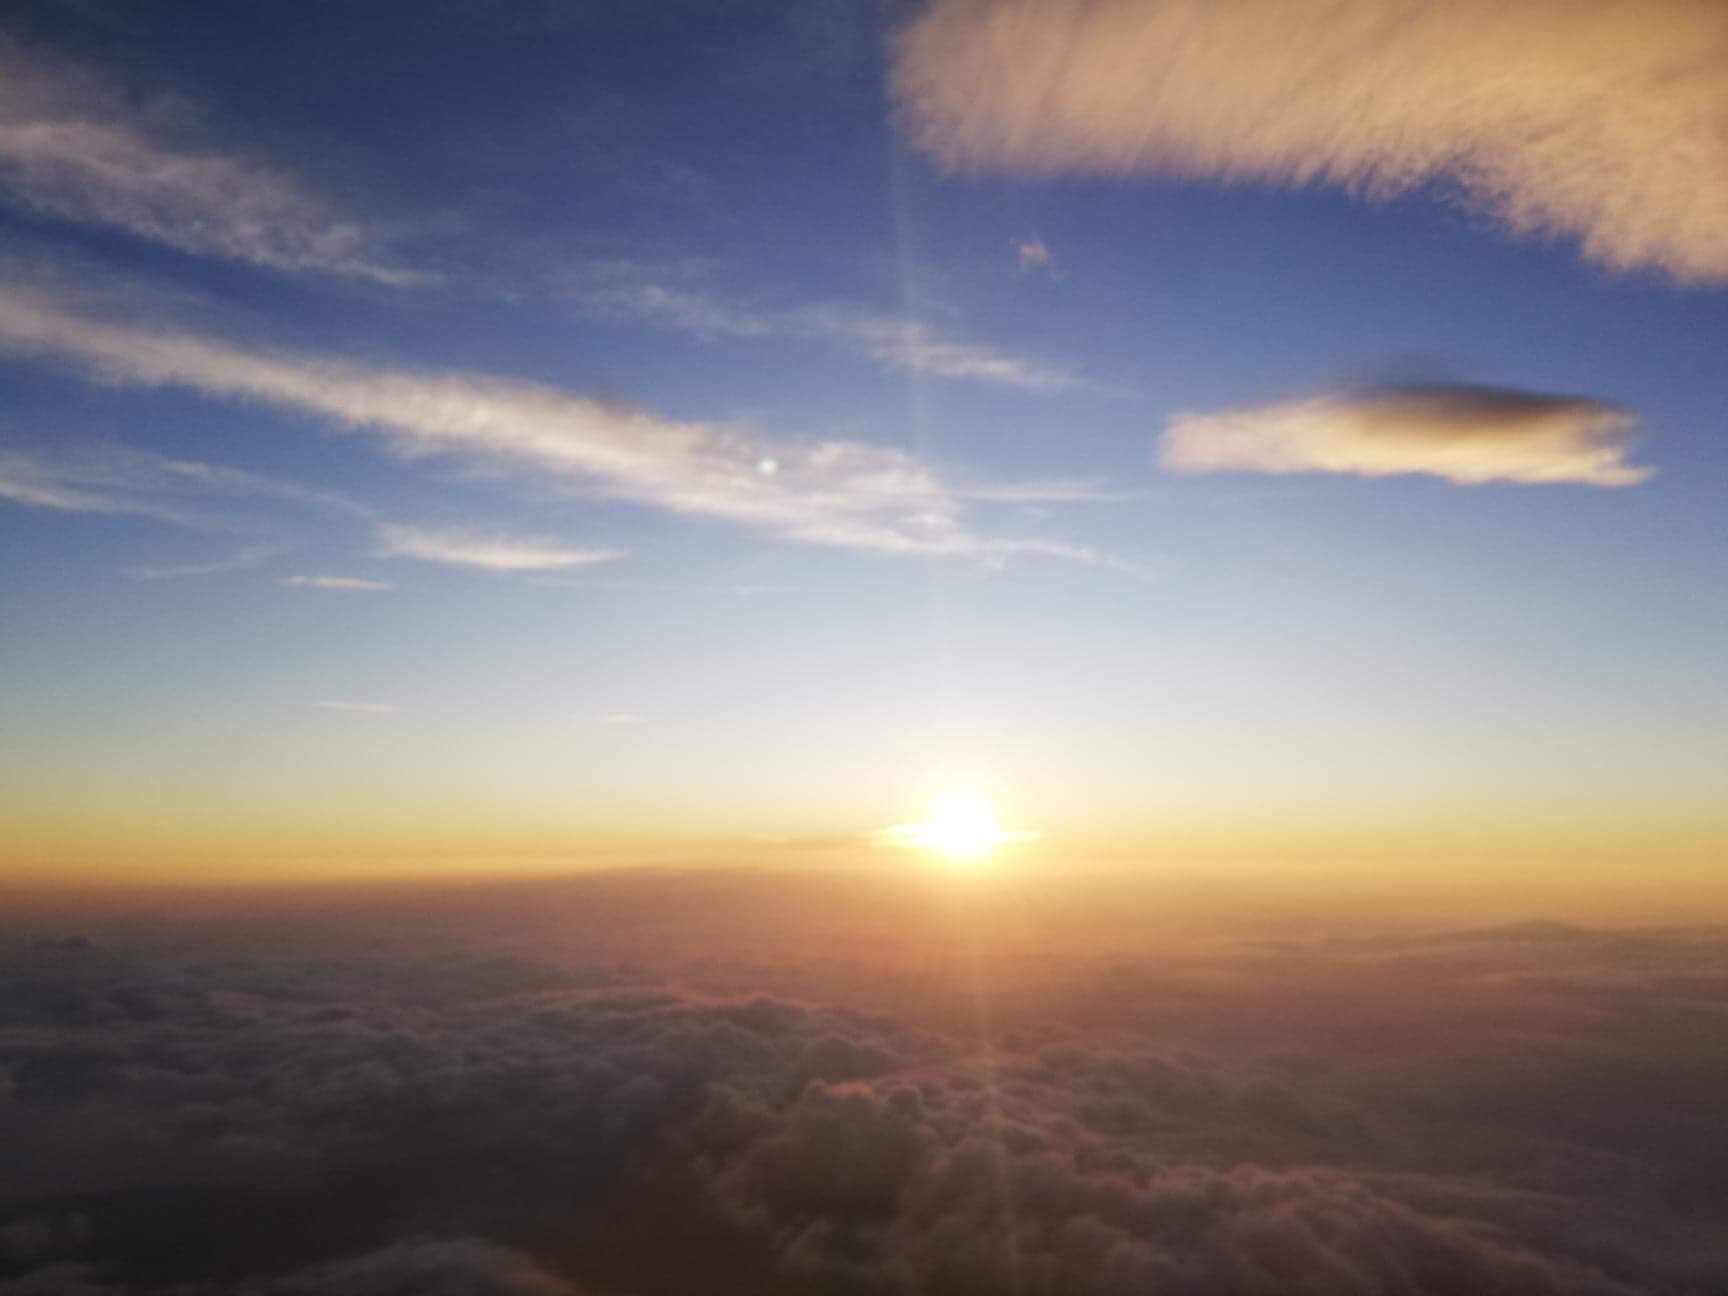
[2,871,1725,1295]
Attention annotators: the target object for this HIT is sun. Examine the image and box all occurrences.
[918,789,1004,861]
[879,789,1029,869]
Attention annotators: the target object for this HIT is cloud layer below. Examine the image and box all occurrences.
[1161,383,1648,486]
[895,0,1728,282]
[2,875,1726,1294]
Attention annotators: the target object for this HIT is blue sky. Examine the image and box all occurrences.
[2,0,1725,882]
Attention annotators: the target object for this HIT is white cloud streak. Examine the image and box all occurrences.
[0,34,417,283]
[585,279,1089,392]
[376,524,622,572]
[895,0,1728,283]
[0,284,1110,565]
[126,542,288,580]
[0,442,363,526]
[1161,384,1649,487]
[0,447,194,523]
[282,575,395,591]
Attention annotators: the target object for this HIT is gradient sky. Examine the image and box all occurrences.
[2,0,1725,896]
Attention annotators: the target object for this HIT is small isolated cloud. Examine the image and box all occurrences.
[313,700,395,714]
[0,35,416,283]
[282,575,394,591]
[1014,235,1052,272]
[376,524,624,572]
[895,0,1728,282]
[1161,383,1649,487]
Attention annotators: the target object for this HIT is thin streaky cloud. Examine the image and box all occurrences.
[0,34,420,284]
[282,575,395,591]
[896,0,1728,283]
[1161,383,1649,487]
[376,525,624,572]
[581,278,1091,393]
[0,448,200,525]
[126,542,289,580]
[313,700,396,714]
[0,442,370,526]
[0,284,1115,567]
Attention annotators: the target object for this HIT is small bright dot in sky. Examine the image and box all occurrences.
[756,457,779,476]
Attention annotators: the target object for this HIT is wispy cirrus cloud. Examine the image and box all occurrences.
[0,283,1111,566]
[126,542,288,580]
[282,575,394,591]
[895,0,1728,283]
[1161,383,1649,487]
[581,277,1091,392]
[0,442,364,526]
[0,446,198,523]
[376,525,622,572]
[0,34,418,284]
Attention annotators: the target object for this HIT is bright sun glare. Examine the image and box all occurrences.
[882,789,1026,868]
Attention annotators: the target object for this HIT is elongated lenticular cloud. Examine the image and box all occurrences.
[895,0,1728,282]
[1162,383,1648,486]
[0,284,1106,565]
